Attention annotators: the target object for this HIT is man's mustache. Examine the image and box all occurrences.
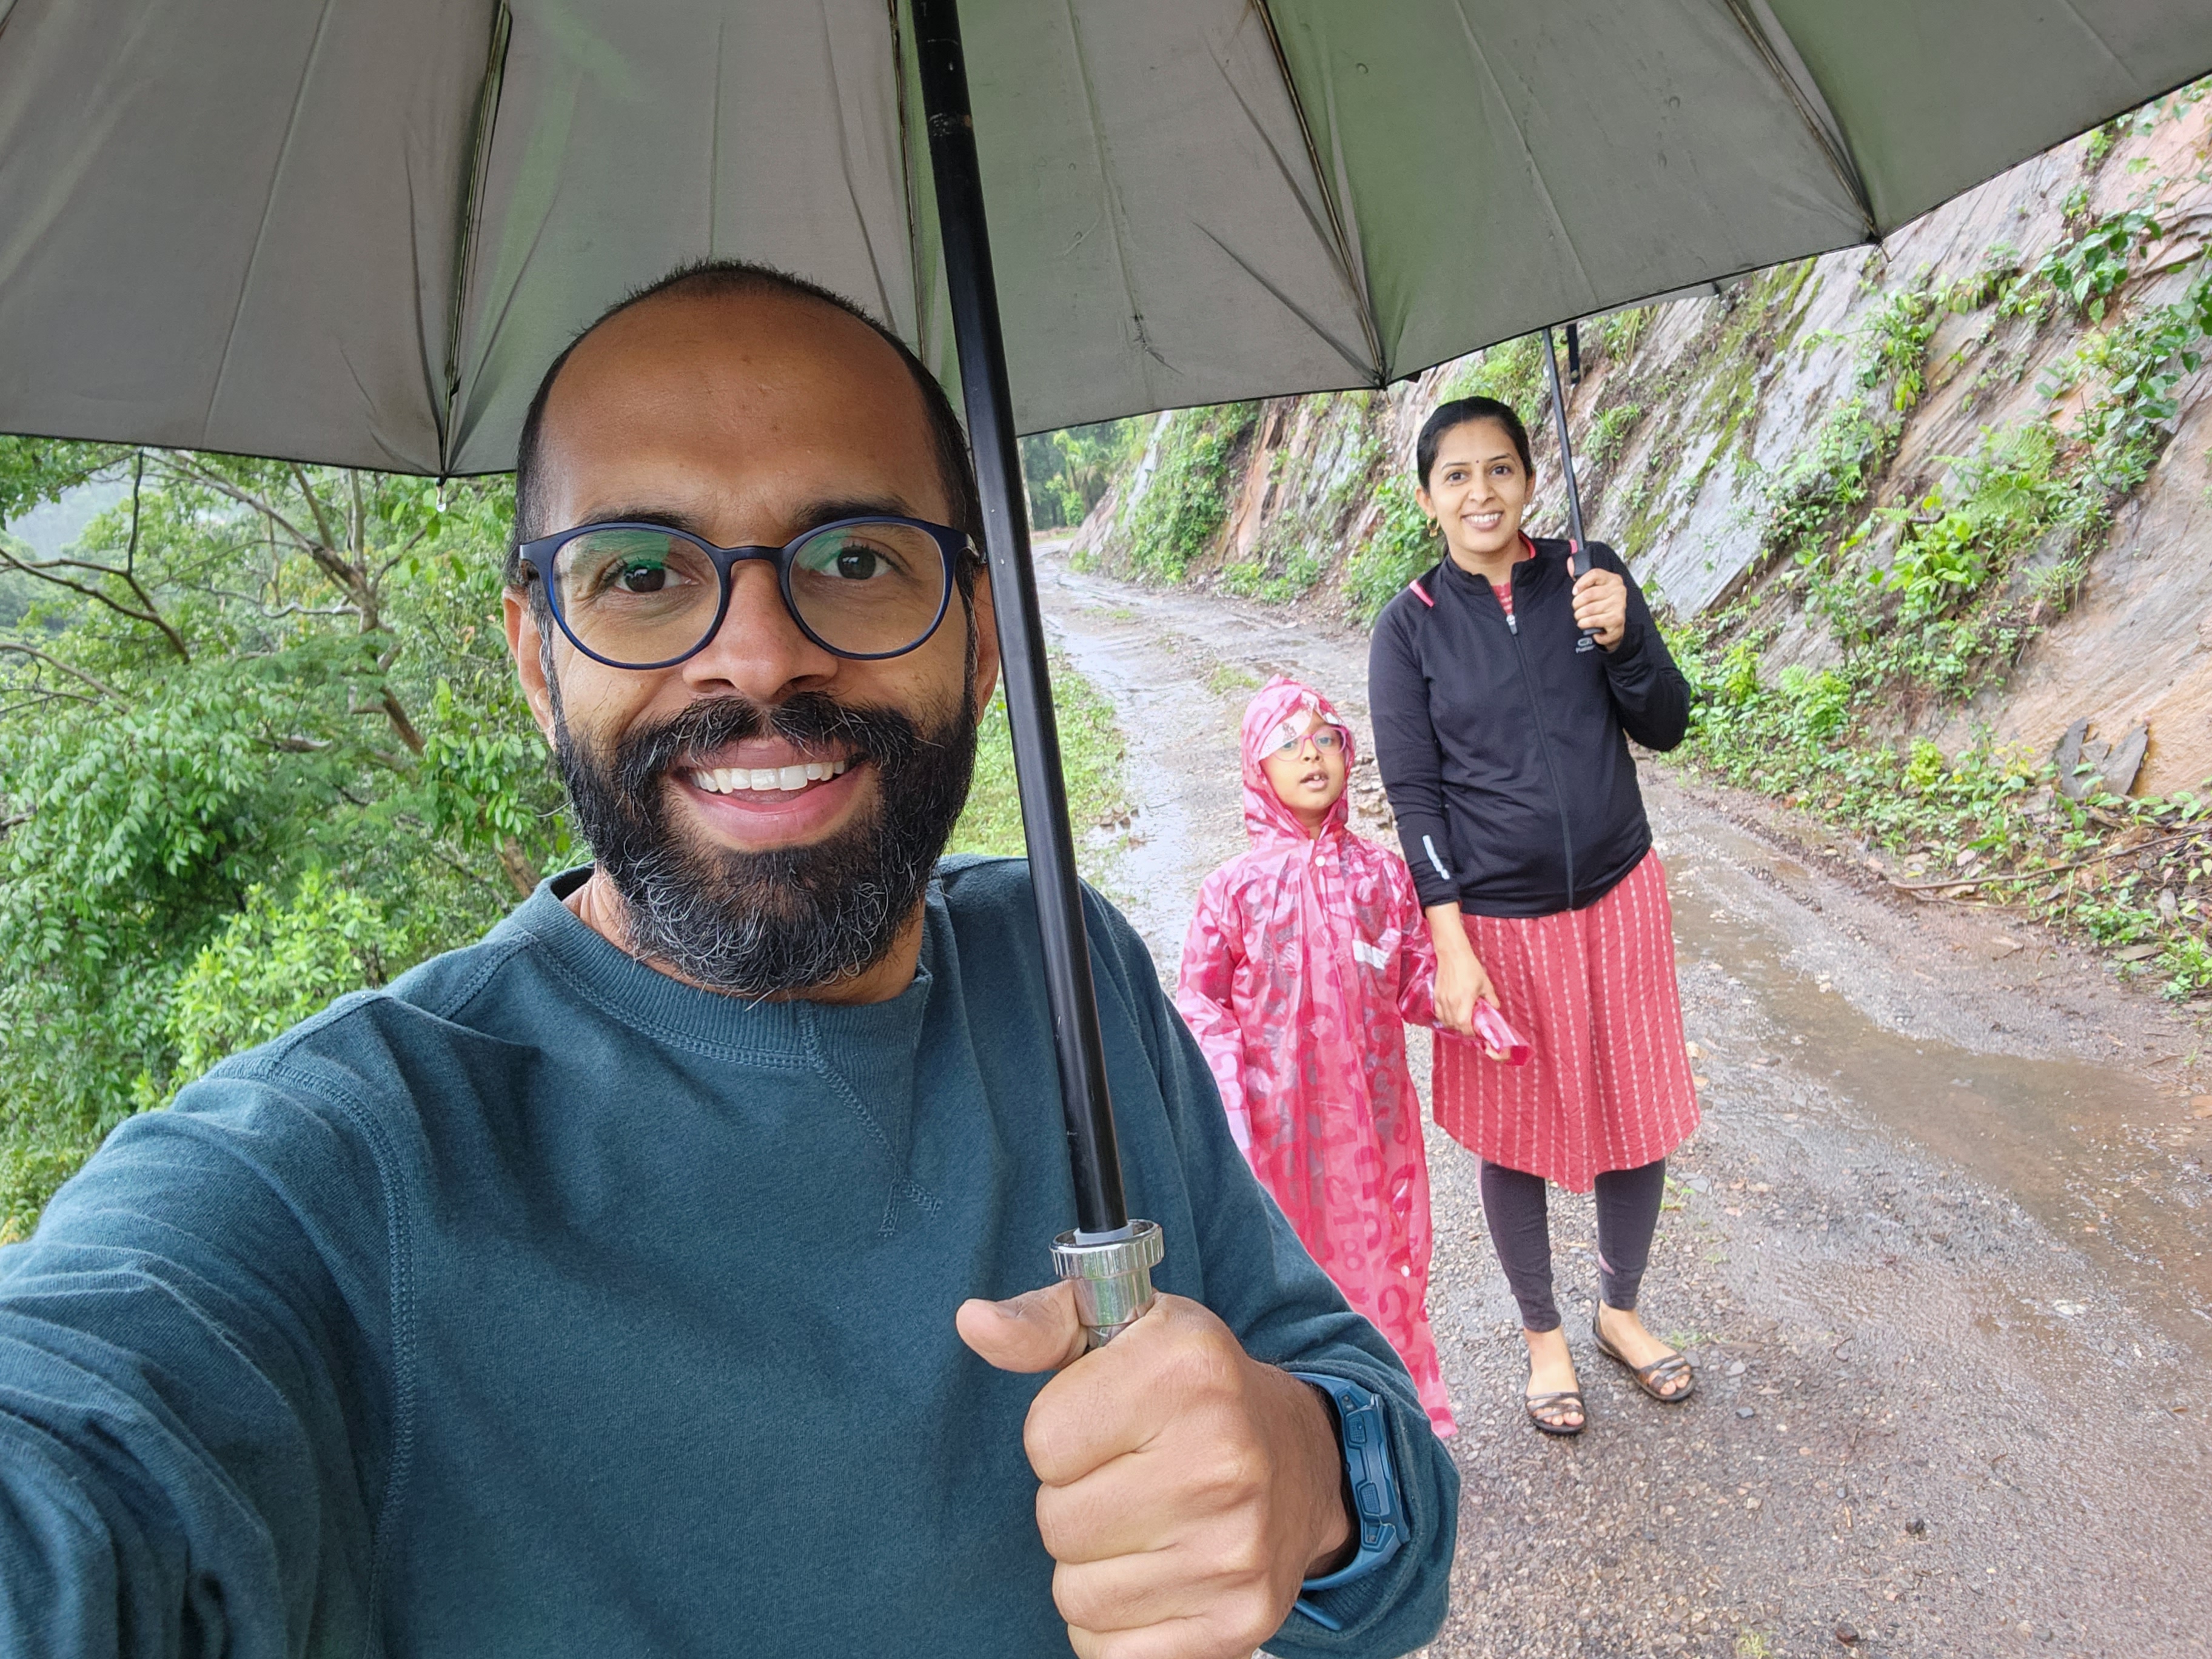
[611,692,927,803]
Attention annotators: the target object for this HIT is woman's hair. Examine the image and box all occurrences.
[1415,396,1534,488]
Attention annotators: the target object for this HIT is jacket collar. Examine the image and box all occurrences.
[1437,533,1564,599]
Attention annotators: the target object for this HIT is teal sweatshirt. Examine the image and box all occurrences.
[0,859,1456,1657]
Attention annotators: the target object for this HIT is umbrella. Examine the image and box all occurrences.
[6,0,2211,1334]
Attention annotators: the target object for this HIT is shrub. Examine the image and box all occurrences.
[166,870,407,1080]
[1122,405,1259,583]
[1344,480,1439,622]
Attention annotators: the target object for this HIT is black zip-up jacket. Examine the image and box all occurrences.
[1368,537,1690,917]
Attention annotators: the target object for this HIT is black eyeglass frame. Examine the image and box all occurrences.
[515,514,970,670]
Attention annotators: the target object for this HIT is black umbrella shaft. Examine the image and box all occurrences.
[1541,326,1587,551]
[913,0,1130,1239]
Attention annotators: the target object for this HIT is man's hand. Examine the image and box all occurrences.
[1570,566,1629,650]
[957,1284,1353,1659]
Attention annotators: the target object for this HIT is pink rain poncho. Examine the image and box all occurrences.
[1176,678,1456,1436]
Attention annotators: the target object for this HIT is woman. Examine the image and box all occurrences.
[1367,395,1699,1436]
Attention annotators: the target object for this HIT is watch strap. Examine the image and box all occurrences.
[1288,1372,1407,1631]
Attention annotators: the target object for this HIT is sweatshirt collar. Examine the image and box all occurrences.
[495,869,938,1065]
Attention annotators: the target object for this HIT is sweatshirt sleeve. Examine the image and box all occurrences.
[1173,871,1254,1158]
[1087,890,1459,1659]
[1591,542,1691,752]
[1366,597,1460,911]
[0,1066,394,1659]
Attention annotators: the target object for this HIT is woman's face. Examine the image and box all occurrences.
[1417,418,1531,565]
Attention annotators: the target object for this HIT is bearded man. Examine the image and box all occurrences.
[0,265,1456,1659]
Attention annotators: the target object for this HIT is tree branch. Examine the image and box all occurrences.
[156,455,318,555]
[496,836,540,900]
[0,548,190,661]
[0,692,101,717]
[0,643,122,700]
[124,451,144,578]
[287,461,342,554]
[378,687,426,755]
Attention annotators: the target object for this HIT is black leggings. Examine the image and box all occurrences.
[1478,1158,1667,1335]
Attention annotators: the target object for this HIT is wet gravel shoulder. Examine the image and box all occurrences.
[1031,554,2212,1659]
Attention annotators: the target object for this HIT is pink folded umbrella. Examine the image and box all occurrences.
[1473,1004,1532,1067]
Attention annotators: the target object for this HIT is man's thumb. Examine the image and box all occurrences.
[956,1281,1088,1374]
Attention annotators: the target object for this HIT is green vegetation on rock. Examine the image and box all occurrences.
[1674,205,2212,997]
[1344,480,1441,622]
[1121,403,1261,583]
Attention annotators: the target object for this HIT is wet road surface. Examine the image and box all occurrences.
[1035,545,2212,1658]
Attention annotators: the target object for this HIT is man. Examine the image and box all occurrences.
[0,264,1456,1658]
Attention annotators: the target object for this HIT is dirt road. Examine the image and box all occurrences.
[1035,545,2212,1659]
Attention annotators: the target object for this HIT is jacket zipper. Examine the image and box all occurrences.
[1498,577,1578,907]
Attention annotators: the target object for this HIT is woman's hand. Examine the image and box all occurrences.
[1570,568,1628,650]
[1424,903,1495,1039]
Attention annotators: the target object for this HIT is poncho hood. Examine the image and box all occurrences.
[1240,676,1353,848]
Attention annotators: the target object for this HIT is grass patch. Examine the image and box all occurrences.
[1205,662,1261,699]
[1440,332,1549,415]
[949,654,1128,883]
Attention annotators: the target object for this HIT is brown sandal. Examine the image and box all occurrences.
[1592,1303,1695,1403]
[1526,1389,1586,1436]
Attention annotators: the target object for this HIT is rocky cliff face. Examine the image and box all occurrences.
[1071,87,2212,801]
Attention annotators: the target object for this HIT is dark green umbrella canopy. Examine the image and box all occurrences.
[4,0,2208,474]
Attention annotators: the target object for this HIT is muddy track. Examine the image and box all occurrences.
[1035,545,2212,1659]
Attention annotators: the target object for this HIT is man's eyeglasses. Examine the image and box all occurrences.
[515,516,969,669]
[1263,725,1346,760]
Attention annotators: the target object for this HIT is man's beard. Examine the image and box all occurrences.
[554,683,978,997]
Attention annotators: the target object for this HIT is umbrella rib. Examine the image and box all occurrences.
[203,0,341,448]
[819,9,902,333]
[1443,0,1598,315]
[2048,0,2133,77]
[886,0,940,370]
[1245,0,1384,383]
[1191,225,1372,382]
[441,2,514,475]
[1051,0,1176,385]
[1723,0,1878,241]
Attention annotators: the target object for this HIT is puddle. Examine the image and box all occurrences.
[1665,835,2212,1358]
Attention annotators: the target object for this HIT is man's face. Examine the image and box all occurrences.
[505,287,998,994]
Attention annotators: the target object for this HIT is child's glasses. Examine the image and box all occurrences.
[1264,725,1346,759]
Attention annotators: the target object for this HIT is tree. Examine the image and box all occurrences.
[0,448,571,1238]
[1019,420,1145,529]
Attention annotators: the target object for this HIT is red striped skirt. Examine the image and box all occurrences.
[1432,850,1698,1192]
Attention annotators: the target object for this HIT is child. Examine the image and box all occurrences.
[1177,677,1456,1436]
